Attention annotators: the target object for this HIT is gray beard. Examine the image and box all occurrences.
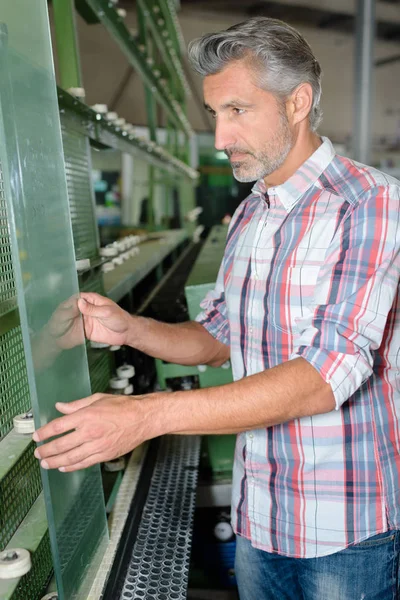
[227,114,294,183]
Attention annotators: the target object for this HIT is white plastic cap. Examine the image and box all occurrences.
[117,8,127,18]
[0,549,32,580]
[67,87,85,99]
[104,457,125,472]
[106,111,118,121]
[109,345,121,352]
[13,413,35,434]
[197,365,207,373]
[91,103,108,114]
[100,246,118,257]
[124,384,134,395]
[76,259,90,272]
[101,262,115,273]
[109,377,129,390]
[90,341,110,349]
[115,117,126,127]
[117,364,135,379]
[221,360,231,370]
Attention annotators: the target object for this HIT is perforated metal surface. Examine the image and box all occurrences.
[0,442,42,550]
[10,530,53,600]
[0,163,16,315]
[89,350,113,394]
[119,435,200,600]
[62,124,99,261]
[0,325,31,440]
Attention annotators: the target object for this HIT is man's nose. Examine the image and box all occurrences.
[214,119,236,151]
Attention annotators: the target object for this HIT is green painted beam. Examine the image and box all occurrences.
[137,0,190,99]
[52,0,82,90]
[82,0,193,137]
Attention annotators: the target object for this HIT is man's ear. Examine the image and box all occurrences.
[286,83,313,126]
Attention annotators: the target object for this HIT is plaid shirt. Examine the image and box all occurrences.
[196,137,400,558]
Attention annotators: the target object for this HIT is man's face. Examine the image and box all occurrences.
[203,60,295,182]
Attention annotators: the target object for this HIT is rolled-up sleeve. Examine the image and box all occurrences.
[195,261,230,346]
[290,184,400,409]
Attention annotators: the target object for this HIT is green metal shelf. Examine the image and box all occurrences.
[103,229,188,303]
[0,494,53,600]
[58,89,198,182]
[79,0,193,137]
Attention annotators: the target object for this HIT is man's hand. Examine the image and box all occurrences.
[32,393,163,472]
[78,292,132,347]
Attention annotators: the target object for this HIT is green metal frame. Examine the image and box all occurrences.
[52,0,82,90]
[57,88,198,182]
[80,0,193,137]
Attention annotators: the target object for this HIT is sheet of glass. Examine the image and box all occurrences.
[0,3,108,598]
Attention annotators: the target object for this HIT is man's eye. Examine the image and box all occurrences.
[233,108,245,115]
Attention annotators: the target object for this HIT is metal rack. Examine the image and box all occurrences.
[0,1,198,599]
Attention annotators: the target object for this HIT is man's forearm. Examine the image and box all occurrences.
[145,357,336,437]
[126,317,230,367]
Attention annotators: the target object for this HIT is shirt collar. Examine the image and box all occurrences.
[251,136,336,212]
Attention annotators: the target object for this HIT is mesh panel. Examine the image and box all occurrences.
[62,125,99,261]
[0,326,31,440]
[89,350,113,394]
[120,436,200,600]
[10,530,53,600]
[0,442,42,550]
[0,161,17,315]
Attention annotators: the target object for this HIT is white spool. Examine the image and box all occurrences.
[104,457,125,472]
[40,594,59,600]
[101,262,115,273]
[91,104,108,114]
[221,360,231,370]
[106,111,118,122]
[90,341,110,349]
[100,246,118,257]
[117,8,127,18]
[117,364,135,379]
[109,377,129,390]
[197,365,207,373]
[115,117,126,127]
[13,413,35,435]
[124,384,134,395]
[67,87,85,99]
[0,549,32,580]
[109,345,121,352]
[76,259,90,272]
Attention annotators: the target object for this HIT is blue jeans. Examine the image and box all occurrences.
[235,531,400,600]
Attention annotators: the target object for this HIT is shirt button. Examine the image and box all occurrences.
[249,327,253,333]
[248,433,254,439]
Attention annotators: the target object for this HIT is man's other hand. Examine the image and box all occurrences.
[32,393,159,472]
[78,292,131,347]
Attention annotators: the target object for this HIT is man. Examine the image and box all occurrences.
[34,17,400,599]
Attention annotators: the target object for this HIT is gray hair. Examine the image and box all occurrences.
[188,17,323,131]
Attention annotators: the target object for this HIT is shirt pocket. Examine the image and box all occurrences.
[271,265,321,334]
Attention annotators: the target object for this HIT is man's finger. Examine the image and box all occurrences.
[39,441,102,470]
[79,292,112,306]
[78,298,113,319]
[55,395,98,414]
[34,429,85,460]
[59,452,106,473]
[32,412,81,443]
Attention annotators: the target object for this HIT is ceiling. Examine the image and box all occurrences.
[174,0,400,44]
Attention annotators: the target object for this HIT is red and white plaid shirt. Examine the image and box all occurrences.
[197,138,400,557]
